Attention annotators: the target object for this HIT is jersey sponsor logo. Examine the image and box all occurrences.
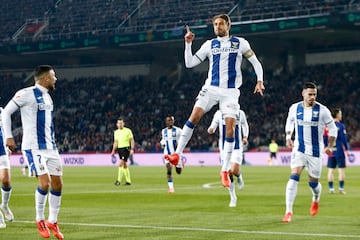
[296,119,319,127]
[38,103,53,111]
[211,47,238,54]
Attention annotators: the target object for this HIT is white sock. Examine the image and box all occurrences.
[176,121,194,154]
[168,180,174,190]
[285,179,298,213]
[35,187,48,221]
[48,190,62,224]
[310,182,322,202]
[221,139,234,171]
[228,182,236,200]
[1,187,12,208]
[238,174,244,186]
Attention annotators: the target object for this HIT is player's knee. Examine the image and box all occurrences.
[308,181,318,189]
[185,119,196,128]
[50,176,63,191]
[1,179,11,188]
[289,174,300,182]
[1,183,11,190]
[0,175,10,186]
[175,168,182,175]
[225,129,234,138]
[38,184,49,193]
[231,167,240,176]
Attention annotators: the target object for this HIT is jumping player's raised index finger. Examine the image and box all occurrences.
[186,25,190,33]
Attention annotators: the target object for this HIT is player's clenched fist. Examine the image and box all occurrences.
[184,25,195,43]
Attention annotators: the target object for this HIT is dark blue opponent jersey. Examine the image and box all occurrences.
[332,121,349,157]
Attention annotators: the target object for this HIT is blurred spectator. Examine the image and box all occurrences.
[0,62,359,153]
[1,0,352,43]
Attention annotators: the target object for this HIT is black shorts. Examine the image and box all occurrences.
[327,156,346,168]
[117,147,130,162]
[270,152,277,158]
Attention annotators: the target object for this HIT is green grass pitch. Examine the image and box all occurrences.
[3,165,360,239]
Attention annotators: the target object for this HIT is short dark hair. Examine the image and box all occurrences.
[34,65,53,78]
[303,82,317,90]
[165,115,174,121]
[331,108,341,118]
[212,14,231,26]
[117,117,124,121]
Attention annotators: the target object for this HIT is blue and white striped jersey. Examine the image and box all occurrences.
[209,109,249,151]
[285,102,337,157]
[2,84,57,150]
[194,36,251,89]
[160,126,182,155]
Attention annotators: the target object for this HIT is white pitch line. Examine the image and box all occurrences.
[202,182,221,188]
[13,220,360,238]
[12,186,204,196]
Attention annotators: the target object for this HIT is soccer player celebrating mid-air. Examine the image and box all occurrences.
[165,13,264,187]
[282,82,337,223]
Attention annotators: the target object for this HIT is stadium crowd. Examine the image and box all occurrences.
[0,0,356,43]
[1,62,359,153]
[231,0,354,22]
[0,0,358,153]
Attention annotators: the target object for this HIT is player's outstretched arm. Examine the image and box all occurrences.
[184,25,202,68]
[184,25,195,43]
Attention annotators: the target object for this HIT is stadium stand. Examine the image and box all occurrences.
[0,0,359,153]
[130,0,237,32]
[0,0,54,43]
[231,0,356,22]
[2,0,357,43]
[1,62,359,153]
[42,0,138,40]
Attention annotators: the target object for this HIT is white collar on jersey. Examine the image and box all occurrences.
[35,83,49,93]
[217,35,231,42]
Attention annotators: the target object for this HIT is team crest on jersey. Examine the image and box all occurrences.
[231,41,239,49]
[313,111,319,118]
